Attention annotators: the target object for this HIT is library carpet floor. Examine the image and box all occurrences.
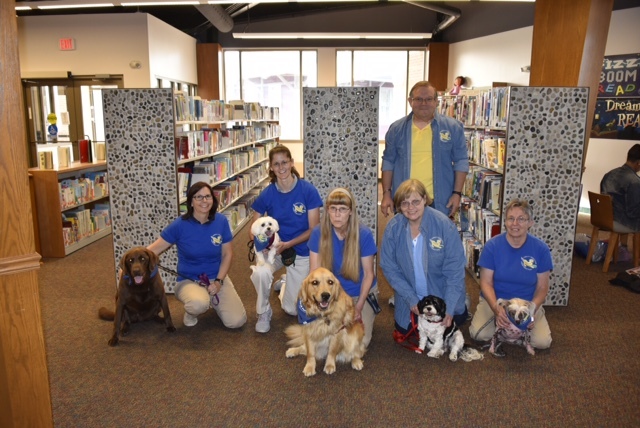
[36,214,639,427]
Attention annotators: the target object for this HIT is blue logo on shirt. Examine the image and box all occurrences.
[521,256,537,270]
[293,202,307,216]
[429,237,444,250]
[211,234,223,246]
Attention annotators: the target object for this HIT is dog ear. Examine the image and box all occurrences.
[496,298,507,308]
[299,273,310,307]
[145,247,159,272]
[120,251,131,278]
[526,300,537,315]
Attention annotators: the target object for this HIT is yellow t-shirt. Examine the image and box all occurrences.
[411,122,434,197]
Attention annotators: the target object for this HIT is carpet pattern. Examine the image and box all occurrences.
[37,213,640,427]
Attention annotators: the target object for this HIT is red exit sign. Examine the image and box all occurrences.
[59,38,75,51]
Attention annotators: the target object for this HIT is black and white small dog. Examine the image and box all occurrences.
[416,295,483,362]
[489,298,536,357]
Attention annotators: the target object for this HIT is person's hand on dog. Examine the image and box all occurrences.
[493,305,510,329]
[441,313,453,328]
[354,300,365,322]
[275,240,289,255]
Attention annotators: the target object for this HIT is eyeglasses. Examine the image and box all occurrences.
[400,198,424,209]
[272,160,291,169]
[410,97,436,104]
[328,206,350,215]
[505,216,530,224]
[193,194,213,202]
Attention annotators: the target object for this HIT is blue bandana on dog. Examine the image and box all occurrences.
[297,298,317,325]
[254,234,275,252]
[507,313,534,331]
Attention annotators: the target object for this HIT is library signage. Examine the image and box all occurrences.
[591,53,640,140]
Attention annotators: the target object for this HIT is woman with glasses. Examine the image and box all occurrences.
[469,198,553,349]
[381,80,469,219]
[380,179,468,336]
[308,188,378,347]
[147,181,247,328]
[249,145,323,333]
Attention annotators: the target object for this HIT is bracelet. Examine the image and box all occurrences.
[214,278,224,286]
[452,191,462,196]
[383,188,392,194]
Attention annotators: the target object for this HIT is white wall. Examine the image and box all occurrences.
[448,8,640,210]
[18,13,197,88]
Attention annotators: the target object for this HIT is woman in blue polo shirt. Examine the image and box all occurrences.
[148,181,247,328]
[249,145,323,333]
[308,187,378,347]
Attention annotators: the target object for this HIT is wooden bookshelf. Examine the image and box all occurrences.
[28,161,111,258]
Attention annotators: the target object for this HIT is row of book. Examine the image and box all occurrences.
[174,93,280,123]
[463,166,502,213]
[61,203,111,247]
[438,86,510,129]
[59,172,109,210]
[175,123,280,162]
[466,130,505,172]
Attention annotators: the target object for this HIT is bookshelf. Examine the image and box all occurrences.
[29,161,111,258]
[440,86,589,306]
[102,88,279,292]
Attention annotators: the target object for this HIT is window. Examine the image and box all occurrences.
[337,50,425,139]
[224,50,318,140]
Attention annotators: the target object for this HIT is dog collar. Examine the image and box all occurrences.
[507,313,533,331]
[254,234,275,252]
[123,265,158,286]
[297,298,317,325]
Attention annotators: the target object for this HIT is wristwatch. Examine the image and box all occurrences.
[452,191,462,196]
[214,278,224,286]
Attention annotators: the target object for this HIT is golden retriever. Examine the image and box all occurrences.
[98,246,175,346]
[285,267,366,376]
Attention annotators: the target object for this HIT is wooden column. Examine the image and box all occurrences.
[427,42,449,93]
[0,0,54,426]
[196,43,222,100]
[529,0,614,156]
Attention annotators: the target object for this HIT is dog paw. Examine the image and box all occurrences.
[449,353,458,362]
[323,362,336,375]
[427,350,443,359]
[527,347,536,356]
[303,365,317,377]
[285,349,298,358]
[107,337,119,347]
[167,326,176,333]
[351,358,364,371]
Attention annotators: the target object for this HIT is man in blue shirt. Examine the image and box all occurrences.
[601,144,640,232]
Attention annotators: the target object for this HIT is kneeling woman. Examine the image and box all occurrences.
[308,188,378,347]
[380,179,468,335]
[148,181,247,328]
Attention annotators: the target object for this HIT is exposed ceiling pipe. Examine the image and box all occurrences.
[404,1,461,36]
[195,5,234,33]
[227,3,260,19]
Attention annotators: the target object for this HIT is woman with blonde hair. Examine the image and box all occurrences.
[308,187,378,346]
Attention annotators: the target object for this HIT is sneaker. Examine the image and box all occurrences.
[183,311,198,327]
[255,307,273,333]
[273,274,286,292]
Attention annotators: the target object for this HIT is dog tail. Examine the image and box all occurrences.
[98,307,115,321]
[284,324,305,347]
[459,345,484,362]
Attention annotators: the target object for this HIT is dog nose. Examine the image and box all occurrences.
[321,292,330,301]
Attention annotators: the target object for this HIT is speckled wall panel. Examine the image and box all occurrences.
[302,88,379,241]
[502,86,588,306]
[103,88,179,292]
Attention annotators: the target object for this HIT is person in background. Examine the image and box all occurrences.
[449,75,466,95]
[308,187,378,347]
[469,198,553,349]
[147,181,247,328]
[381,81,469,219]
[249,145,323,333]
[380,179,468,336]
[600,143,640,233]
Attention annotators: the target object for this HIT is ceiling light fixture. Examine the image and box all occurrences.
[37,3,114,9]
[233,32,432,40]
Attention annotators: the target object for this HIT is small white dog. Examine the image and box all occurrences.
[416,295,483,362]
[250,216,281,267]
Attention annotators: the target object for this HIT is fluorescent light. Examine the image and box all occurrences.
[15,6,32,10]
[233,32,431,40]
[38,3,114,9]
[122,1,200,5]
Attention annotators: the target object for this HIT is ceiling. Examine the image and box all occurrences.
[14,0,639,48]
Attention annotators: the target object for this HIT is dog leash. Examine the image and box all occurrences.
[392,313,421,352]
[247,240,256,263]
[158,265,220,306]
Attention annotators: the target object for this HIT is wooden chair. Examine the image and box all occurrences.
[586,191,640,272]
